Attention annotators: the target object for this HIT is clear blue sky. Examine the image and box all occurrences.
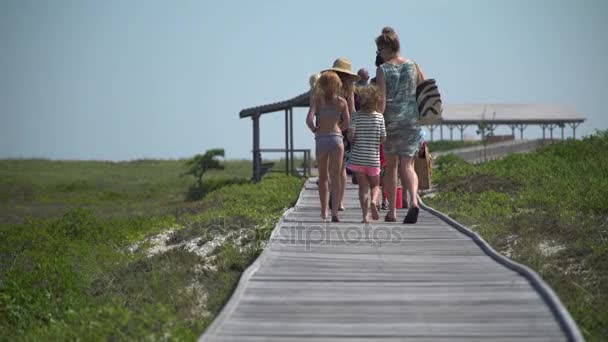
[1,0,607,161]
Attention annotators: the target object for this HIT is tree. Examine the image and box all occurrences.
[476,108,496,162]
[182,148,225,199]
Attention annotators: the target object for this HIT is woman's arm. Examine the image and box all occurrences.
[347,90,356,114]
[306,93,318,133]
[347,112,356,144]
[376,66,386,113]
[338,97,350,132]
[415,61,426,85]
[379,116,387,144]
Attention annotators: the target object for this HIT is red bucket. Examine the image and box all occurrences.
[396,186,403,209]
[384,187,404,209]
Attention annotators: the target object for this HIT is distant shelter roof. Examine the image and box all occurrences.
[239,92,586,125]
[441,104,586,125]
[239,91,310,118]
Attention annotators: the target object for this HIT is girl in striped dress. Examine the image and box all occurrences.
[347,85,386,223]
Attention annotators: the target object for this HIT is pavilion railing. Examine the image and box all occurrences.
[252,148,311,182]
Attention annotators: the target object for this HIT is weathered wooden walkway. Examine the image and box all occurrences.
[200,179,582,341]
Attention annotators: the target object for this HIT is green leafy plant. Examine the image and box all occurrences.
[183,149,225,200]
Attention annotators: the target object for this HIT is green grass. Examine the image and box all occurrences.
[424,131,608,341]
[0,159,252,224]
[0,157,303,341]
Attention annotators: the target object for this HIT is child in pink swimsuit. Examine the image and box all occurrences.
[347,85,386,223]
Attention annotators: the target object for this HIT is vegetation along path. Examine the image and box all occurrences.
[200,178,583,341]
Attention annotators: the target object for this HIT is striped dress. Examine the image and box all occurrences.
[348,112,386,168]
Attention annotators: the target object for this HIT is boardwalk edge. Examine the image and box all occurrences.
[418,196,585,342]
[198,180,308,342]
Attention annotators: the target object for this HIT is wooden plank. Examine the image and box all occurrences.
[217,321,565,338]
[199,179,571,341]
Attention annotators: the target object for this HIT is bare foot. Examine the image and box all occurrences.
[362,214,370,224]
[321,210,328,221]
[370,203,380,220]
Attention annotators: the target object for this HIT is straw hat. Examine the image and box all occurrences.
[323,58,361,81]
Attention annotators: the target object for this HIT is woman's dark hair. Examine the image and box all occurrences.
[375,53,384,67]
[375,26,400,53]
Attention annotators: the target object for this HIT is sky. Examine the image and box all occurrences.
[1,0,607,161]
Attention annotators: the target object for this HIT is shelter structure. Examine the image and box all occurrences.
[240,92,585,182]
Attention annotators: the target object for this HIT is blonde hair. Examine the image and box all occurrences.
[317,71,342,102]
[309,73,320,89]
[356,85,382,113]
[375,26,400,53]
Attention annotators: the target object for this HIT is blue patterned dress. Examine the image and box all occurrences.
[380,60,420,157]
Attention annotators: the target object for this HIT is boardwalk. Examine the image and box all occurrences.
[200,179,582,341]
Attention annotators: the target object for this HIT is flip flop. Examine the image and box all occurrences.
[403,207,419,224]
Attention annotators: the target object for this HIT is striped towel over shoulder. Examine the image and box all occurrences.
[416,78,443,125]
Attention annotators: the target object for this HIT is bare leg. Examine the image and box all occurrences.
[328,144,345,219]
[355,171,370,223]
[339,163,347,210]
[316,150,330,220]
[380,167,388,209]
[369,174,380,220]
[400,156,419,207]
[385,154,399,221]
[397,157,408,209]
[399,165,409,209]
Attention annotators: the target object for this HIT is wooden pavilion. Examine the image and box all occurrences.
[240,91,586,182]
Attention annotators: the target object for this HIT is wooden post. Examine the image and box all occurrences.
[547,124,557,140]
[253,113,261,182]
[290,107,294,175]
[449,125,454,140]
[440,124,444,141]
[541,124,546,140]
[569,122,580,139]
[519,124,527,140]
[285,109,289,175]
[510,125,516,139]
[458,124,467,141]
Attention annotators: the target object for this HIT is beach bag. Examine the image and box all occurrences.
[413,61,443,125]
[414,142,432,190]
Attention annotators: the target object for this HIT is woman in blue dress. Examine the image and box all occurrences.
[375,26,425,224]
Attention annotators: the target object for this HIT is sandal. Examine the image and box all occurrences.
[381,200,389,210]
[331,215,340,223]
[403,207,419,224]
